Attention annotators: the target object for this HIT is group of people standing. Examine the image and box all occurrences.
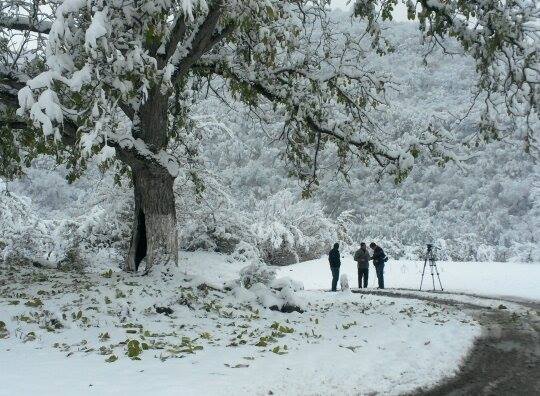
[328,242,388,291]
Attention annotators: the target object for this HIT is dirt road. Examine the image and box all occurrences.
[352,289,540,396]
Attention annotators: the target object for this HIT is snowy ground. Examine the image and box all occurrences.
[276,256,540,301]
[0,252,481,396]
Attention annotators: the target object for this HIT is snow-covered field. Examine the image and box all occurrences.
[0,253,481,396]
[277,256,540,301]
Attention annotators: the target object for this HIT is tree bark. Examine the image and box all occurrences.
[124,88,177,272]
[124,167,178,272]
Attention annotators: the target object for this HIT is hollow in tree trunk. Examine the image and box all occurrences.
[124,167,178,272]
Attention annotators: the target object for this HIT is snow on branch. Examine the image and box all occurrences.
[0,15,51,34]
[354,0,540,152]
[8,0,535,190]
[170,2,236,83]
[200,52,455,189]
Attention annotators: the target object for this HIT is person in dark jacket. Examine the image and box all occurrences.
[328,242,341,291]
[354,242,370,288]
[370,242,387,289]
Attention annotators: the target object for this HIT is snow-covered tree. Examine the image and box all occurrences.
[0,0,537,272]
[354,0,539,148]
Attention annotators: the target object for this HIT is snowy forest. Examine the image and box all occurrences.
[0,1,539,395]
[1,6,538,268]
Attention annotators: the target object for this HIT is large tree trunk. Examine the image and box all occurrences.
[124,167,178,272]
[123,89,178,272]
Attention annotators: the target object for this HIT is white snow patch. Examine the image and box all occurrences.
[0,252,482,396]
[85,11,108,49]
[276,256,540,301]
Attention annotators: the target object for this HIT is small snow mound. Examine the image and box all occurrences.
[230,282,305,313]
[270,276,304,292]
[228,262,305,313]
[340,274,350,293]
[279,284,305,311]
[250,283,284,308]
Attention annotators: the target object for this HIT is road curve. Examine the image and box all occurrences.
[351,288,540,396]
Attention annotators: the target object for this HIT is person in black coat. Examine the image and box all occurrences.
[328,242,341,291]
[370,242,387,289]
[354,242,370,288]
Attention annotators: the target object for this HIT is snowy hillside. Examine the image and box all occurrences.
[314,22,540,263]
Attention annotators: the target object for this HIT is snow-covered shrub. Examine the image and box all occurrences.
[231,241,261,263]
[0,190,84,266]
[0,191,53,262]
[238,262,276,289]
[0,157,132,269]
[227,260,305,312]
[175,168,254,255]
[278,283,305,311]
[230,271,305,312]
[251,190,341,265]
[270,277,304,292]
[176,165,346,265]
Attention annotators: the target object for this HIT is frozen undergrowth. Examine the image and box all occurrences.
[0,253,481,396]
[0,260,302,362]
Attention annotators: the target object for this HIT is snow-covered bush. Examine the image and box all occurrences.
[250,191,342,265]
[270,277,304,292]
[176,164,346,265]
[0,190,53,262]
[0,158,132,269]
[230,263,305,312]
[238,262,276,289]
[176,171,253,256]
[236,281,305,312]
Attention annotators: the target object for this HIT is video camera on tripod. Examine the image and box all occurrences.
[419,244,444,291]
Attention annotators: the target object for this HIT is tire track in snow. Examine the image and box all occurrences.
[350,288,540,396]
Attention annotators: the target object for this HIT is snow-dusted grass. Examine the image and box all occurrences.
[277,256,540,301]
[0,253,480,396]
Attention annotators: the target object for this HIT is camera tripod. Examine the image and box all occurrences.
[419,244,444,291]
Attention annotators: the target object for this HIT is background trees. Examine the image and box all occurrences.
[0,0,538,270]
